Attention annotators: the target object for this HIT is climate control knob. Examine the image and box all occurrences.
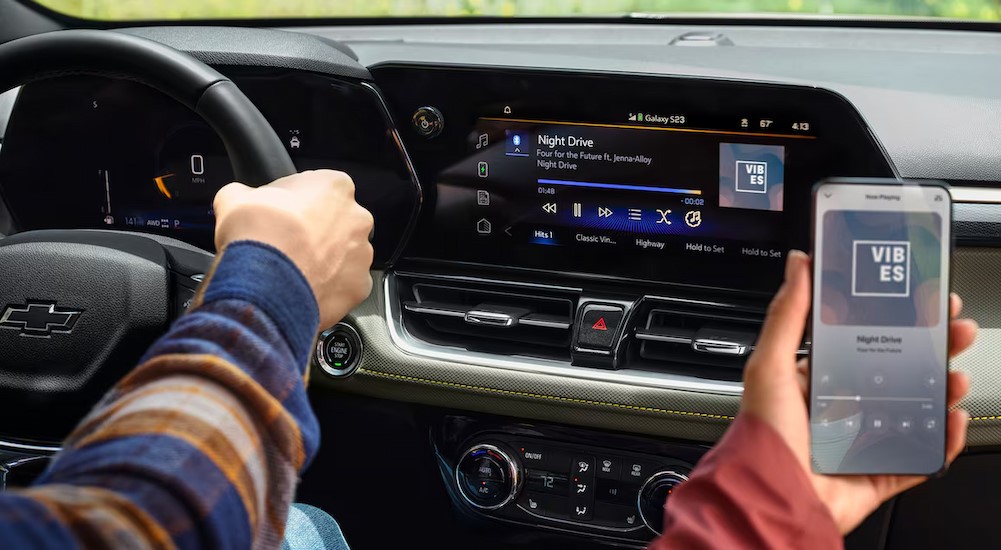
[455,444,522,511]
[638,470,689,534]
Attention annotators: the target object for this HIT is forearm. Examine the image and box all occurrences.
[649,415,842,550]
[15,241,320,549]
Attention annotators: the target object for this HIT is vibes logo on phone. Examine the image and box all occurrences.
[819,210,941,328]
[852,240,911,297]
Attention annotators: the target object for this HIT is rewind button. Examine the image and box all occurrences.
[543,202,557,214]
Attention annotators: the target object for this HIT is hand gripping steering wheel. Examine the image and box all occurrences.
[0,30,297,443]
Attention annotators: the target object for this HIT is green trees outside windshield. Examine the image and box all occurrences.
[33,0,1001,21]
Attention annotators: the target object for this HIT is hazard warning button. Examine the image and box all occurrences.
[576,304,625,351]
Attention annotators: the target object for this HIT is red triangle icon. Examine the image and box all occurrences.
[591,317,608,331]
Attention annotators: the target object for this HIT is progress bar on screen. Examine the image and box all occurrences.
[537,178,702,196]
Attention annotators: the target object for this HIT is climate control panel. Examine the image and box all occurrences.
[449,433,695,543]
[455,444,521,510]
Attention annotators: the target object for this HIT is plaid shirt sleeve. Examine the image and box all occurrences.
[0,240,322,549]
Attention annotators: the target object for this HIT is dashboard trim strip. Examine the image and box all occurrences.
[362,369,737,421]
[952,187,1001,205]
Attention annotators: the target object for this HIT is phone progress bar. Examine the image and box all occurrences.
[816,396,934,403]
[538,178,702,195]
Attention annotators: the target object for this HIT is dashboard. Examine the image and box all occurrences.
[2,22,1001,549]
[0,63,896,293]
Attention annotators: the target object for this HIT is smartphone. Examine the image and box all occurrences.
[810,179,952,475]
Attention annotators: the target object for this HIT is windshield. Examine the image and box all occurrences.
[33,0,1001,22]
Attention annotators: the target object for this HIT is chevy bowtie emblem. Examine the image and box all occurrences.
[0,301,83,337]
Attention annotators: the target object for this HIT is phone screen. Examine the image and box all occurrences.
[810,182,951,475]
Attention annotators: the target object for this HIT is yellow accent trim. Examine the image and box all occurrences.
[481,116,817,140]
[360,371,1001,425]
[362,370,735,421]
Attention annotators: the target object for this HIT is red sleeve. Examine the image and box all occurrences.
[650,414,842,550]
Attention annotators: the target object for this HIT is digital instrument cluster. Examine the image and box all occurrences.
[0,71,419,266]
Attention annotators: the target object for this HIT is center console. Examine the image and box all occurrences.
[364,65,899,545]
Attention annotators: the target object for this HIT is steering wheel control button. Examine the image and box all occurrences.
[456,444,522,511]
[576,305,624,351]
[638,471,689,535]
[314,323,363,379]
[174,286,198,317]
[412,106,444,139]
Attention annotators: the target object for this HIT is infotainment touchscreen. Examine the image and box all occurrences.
[457,116,794,256]
[430,112,816,290]
[379,67,896,291]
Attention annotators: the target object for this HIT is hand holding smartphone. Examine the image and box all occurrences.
[810,179,951,475]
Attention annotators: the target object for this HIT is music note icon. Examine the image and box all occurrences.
[476,133,489,149]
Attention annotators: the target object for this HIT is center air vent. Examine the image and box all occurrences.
[399,279,578,361]
[631,299,808,380]
[631,300,764,381]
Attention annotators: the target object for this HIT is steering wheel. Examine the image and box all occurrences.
[0,30,297,443]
